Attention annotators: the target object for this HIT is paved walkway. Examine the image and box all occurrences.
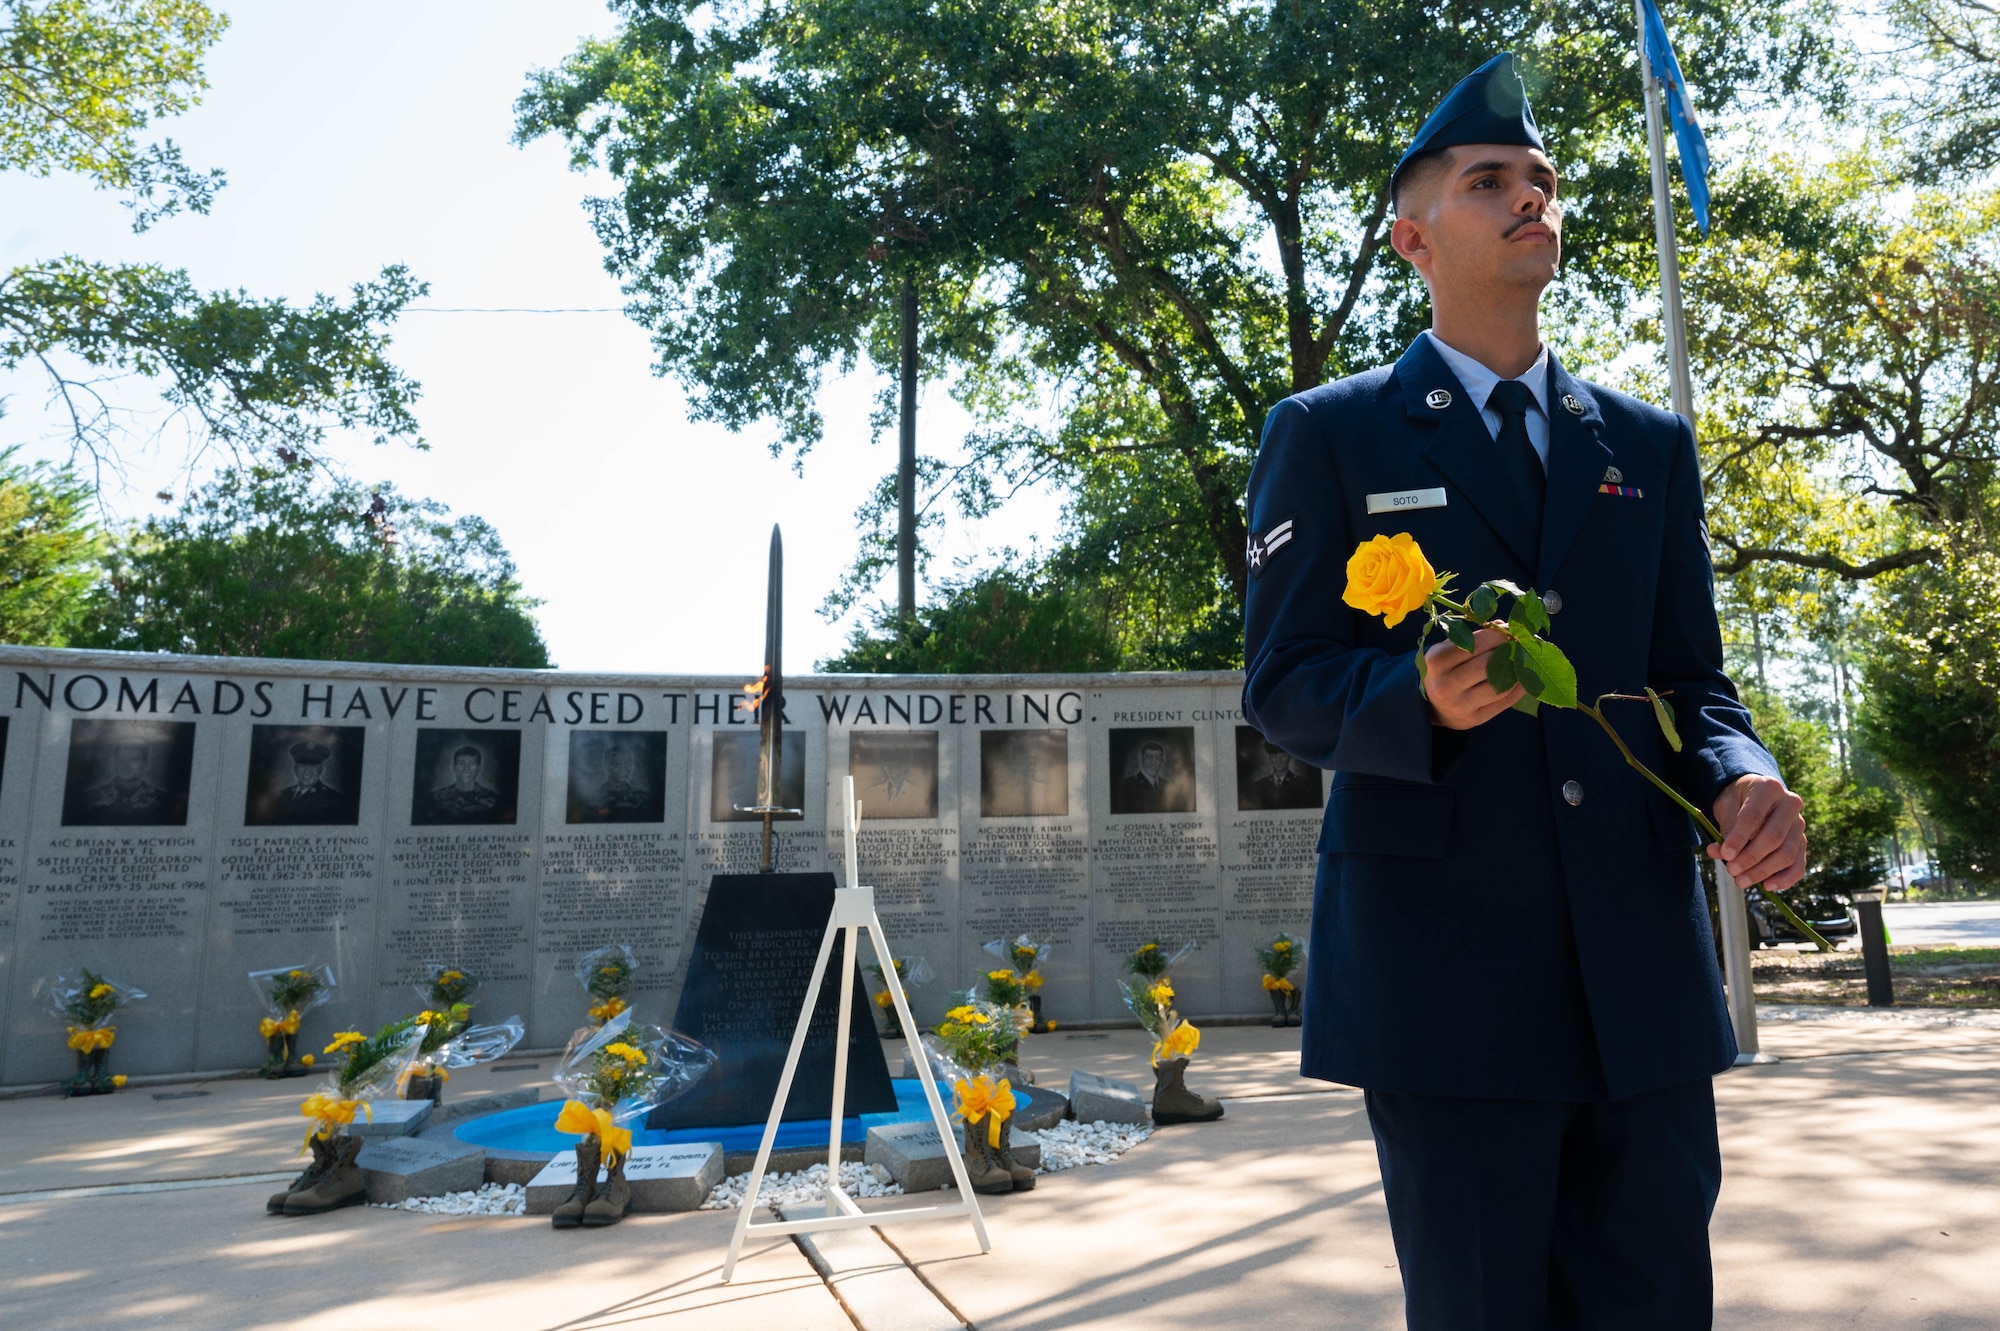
[1882,900,2000,948]
[2,1018,1996,1329]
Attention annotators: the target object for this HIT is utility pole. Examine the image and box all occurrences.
[897,274,918,626]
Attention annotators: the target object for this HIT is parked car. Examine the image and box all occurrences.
[1746,884,1858,947]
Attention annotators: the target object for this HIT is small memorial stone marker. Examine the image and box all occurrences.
[864,1120,1040,1194]
[357,1134,486,1203]
[648,872,896,1131]
[345,1098,432,1139]
[1067,1070,1150,1127]
[525,1143,724,1214]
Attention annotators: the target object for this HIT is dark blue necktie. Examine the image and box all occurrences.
[1487,379,1544,535]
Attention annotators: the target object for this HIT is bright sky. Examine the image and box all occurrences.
[0,0,1060,673]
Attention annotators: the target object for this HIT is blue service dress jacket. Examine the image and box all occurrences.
[1242,335,1780,1103]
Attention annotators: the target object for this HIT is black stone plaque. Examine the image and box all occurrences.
[649,872,897,1130]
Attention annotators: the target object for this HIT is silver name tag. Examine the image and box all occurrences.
[1366,487,1448,514]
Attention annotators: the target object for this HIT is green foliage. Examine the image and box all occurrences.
[76,462,549,668]
[1888,1,2000,181]
[0,447,100,644]
[519,0,1838,644]
[1748,692,1898,896]
[2,2,423,469]
[821,563,1122,673]
[0,0,228,227]
[1857,534,2000,883]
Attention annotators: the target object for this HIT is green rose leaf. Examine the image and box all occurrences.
[1513,643,1545,697]
[1646,687,1683,752]
[1445,618,1476,653]
[1414,644,1429,696]
[1509,590,1550,635]
[1485,647,1518,693]
[1511,693,1541,717]
[1486,579,1527,597]
[1469,585,1499,623]
[1514,635,1578,709]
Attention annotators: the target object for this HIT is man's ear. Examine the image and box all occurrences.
[1390,216,1430,269]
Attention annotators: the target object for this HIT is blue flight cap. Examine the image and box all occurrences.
[1391,54,1544,199]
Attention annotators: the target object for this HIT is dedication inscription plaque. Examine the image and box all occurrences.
[648,871,895,1131]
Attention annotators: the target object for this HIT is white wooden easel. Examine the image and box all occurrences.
[721,777,990,1282]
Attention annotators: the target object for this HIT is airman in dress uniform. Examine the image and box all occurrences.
[81,742,171,819]
[1241,54,1809,1329]
[281,741,345,817]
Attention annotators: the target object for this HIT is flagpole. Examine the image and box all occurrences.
[1637,0,1697,425]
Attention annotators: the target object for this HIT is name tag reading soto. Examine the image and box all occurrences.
[1366,488,1448,514]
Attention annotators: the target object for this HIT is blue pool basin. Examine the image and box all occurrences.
[453,1078,936,1155]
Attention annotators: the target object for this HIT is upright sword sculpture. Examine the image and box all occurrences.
[735,524,801,871]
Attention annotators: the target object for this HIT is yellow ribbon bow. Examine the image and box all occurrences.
[950,1076,1017,1148]
[1261,974,1295,993]
[298,1092,369,1152]
[555,1099,632,1167]
[66,1025,116,1052]
[1152,1019,1201,1067]
[259,1009,302,1040]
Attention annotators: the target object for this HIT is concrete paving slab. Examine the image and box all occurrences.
[0,1060,551,1195]
[0,1178,853,1331]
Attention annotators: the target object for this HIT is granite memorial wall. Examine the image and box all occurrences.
[0,647,1323,1085]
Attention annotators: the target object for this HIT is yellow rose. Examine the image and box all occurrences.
[300,1055,315,1068]
[111,1074,128,1088]
[1342,532,1437,630]
[874,990,895,1009]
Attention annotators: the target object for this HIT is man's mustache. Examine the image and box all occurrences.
[1505,212,1560,239]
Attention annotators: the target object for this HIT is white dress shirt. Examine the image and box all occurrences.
[1423,330,1552,467]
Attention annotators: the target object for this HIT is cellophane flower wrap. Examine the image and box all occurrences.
[416,962,479,1010]
[410,1003,473,1073]
[442,1014,526,1069]
[983,935,1050,992]
[924,997,1025,1146]
[250,963,336,1021]
[1258,934,1304,992]
[301,1016,424,1150]
[577,944,636,1025]
[1121,941,1200,1067]
[864,956,933,1032]
[47,970,145,1047]
[925,995,1021,1079]
[550,1012,716,1167]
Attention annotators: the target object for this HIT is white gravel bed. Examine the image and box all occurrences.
[700,1160,904,1210]
[372,1182,526,1216]
[1033,1118,1152,1172]
[698,1119,1151,1207]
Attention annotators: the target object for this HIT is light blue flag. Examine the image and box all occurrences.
[1641,0,1712,235]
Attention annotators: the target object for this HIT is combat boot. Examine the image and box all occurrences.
[283,1133,366,1214]
[1268,989,1289,1027]
[581,1146,629,1226]
[990,1114,1036,1191]
[269,1133,337,1214]
[550,1136,600,1229]
[1286,990,1304,1027]
[959,1120,1014,1196]
[1151,1057,1224,1125]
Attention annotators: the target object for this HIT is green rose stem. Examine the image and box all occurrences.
[1422,589,1834,954]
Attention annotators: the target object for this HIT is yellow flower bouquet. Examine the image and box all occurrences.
[1257,934,1304,1027]
[578,944,637,1027]
[863,956,934,1038]
[983,934,1053,1030]
[1344,532,1830,949]
[48,969,145,1098]
[249,963,336,1079]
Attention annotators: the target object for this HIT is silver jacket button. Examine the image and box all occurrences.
[1562,780,1584,806]
[1544,589,1562,614]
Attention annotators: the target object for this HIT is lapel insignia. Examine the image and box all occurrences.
[1424,388,1452,410]
[1246,515,1296,577]
[1563,393,1585,416]
[1602,465,1623,484]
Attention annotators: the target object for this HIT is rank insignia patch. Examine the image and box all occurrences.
[1247,516,1296,577]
